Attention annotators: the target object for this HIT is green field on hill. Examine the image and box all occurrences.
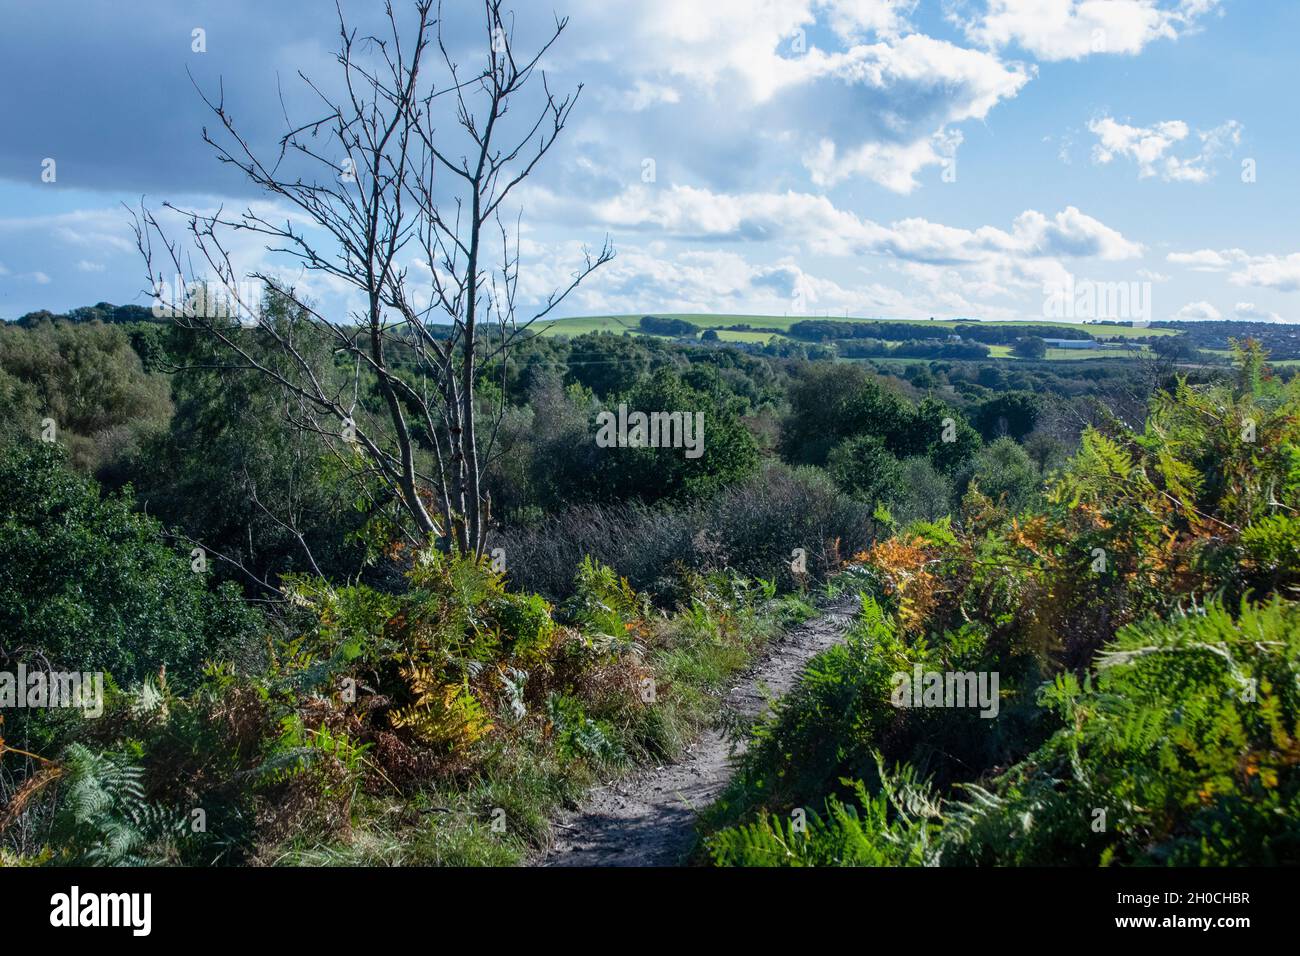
[533,314,1176,361]
[535,313,1176,339]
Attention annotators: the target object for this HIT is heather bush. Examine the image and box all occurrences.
[496,463,876,602]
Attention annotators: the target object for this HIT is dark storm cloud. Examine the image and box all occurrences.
[0,0,496,196]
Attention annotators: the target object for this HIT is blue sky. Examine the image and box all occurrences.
[1,0,1297,324]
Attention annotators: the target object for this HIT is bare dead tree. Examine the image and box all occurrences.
[130,0,612,559]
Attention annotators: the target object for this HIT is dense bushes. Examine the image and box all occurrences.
[943,598,1300,865]
[781,364,982,483]
[130,315,368,588]
[639,315,698,337]
[963,436,1041,514]
[827,435,903,509]
[591,367,760,504]
[496,463,876,601]
[835,339,992,360]
[486,363,761,514]
[0,319,172,478]
[1012,335,1047,359]
[702,345,1300,866]
[5,549,798,866]
[0,441,261,692]
[706,596,1300,866]
[786,319,1091,346]
[780,364,911,466]
[562,333,655,399]
[970,391,1042,441]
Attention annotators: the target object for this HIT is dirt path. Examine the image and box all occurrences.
[538,595,860,867]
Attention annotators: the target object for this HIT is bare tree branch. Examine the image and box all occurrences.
[131,0,611,563]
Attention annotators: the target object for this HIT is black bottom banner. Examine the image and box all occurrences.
[0,865,1283,943]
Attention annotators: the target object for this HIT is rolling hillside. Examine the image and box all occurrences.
[533,313,1180,361]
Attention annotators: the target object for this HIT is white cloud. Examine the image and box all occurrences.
[819,0,918,42]
[565,0,1029,192]
[0,200,375,320]
[1166,247,1250,271]
[570,0,925,99]
[1007,206,1144,260]
[0,259,52,285]
[1232,254,1300,293]
[1167,247,1300,292]
[519,183,1145,320]
[787,34,1030,190]
[517,242,869,316]
[604,80,681,112]
[0,208,137,254]
[0,261,51,287]
[966,0,1222,62]
[1172,300,1221,321]
[576,183,1142,265]
[1235,302,1284,323]
[1090,116,1188,174]
[1088,115,1241,181]
[802,117,966,194]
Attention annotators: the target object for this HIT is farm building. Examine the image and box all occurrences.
[1042,338,1100,350]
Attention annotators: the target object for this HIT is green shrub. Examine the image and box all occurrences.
[708,762,939,867]
[889,457,953,526]
[941,598,1300,866]
[827,434,904,508]
[963,436,1041,514]
[493,592,558,663]
[0,319,172,477]
[0,441,262,691]
[593,367,759,504]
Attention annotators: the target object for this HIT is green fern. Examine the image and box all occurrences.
[51,743,181,866]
